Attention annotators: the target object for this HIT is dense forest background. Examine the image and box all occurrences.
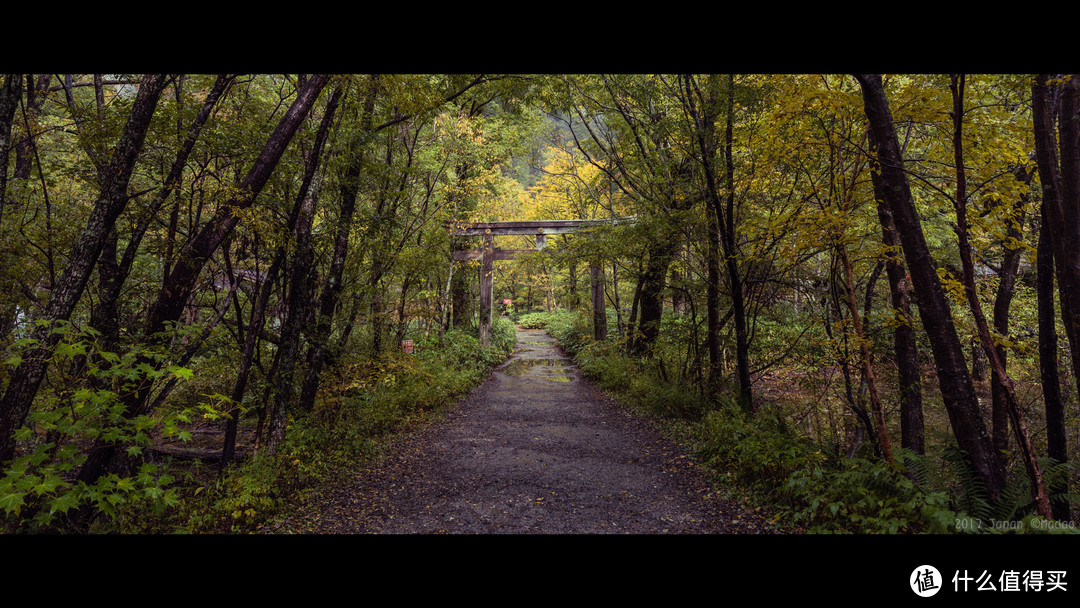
[0,74,1077,533]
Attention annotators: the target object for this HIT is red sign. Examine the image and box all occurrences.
[503,299,512,306]
[401,339,414,354]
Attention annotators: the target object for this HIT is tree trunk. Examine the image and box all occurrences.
[297,75,380,414]
[723,75,753,412]
[0,74,170,464]
[91,75,235,357]
[632,239,676,356]
[823,276,876,456]
[141,74,330,348]
[869,150,924,455]
[839,241,893,463]
[13,75,51,182]
[265,83,341,454]
[74,74,329,485]
[0,74,20,218]
[990,186,1027,454]
[1037,199,1070,520]
[949,74,1050,518]
[222,247,284,469]
[1032,74,1075,520]
[854,73,1004,501]
[591,263,607,341]
[680,74,751,409]
[626,265,643,355]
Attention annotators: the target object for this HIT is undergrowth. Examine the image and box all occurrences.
[3,318,516,534]
[527,309,1079,534]
[172,317,517,533]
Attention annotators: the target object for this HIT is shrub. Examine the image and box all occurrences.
[0,324,203,533]
[515,309,593,356]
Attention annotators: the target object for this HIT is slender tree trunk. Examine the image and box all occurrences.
[0,74,170,464]
[611,261,623,338]
[0,74,24,342]
[13,75,50,182]
[591,263,607,340]
[949,74,1050,518]
[1038,75,1080,402]
[222,248,284,469]
[680,74,751,408]
[1032,74,1075,520]
[0,74,20,218]
[855,73,1005,501]
[626,265,643,355]
[839,241,893,463]
[91,75,235,355]
[681,74,724,395]
[297,75,380,413]
[141,74,329,348]
[990,190,1027,454]
[870,153,924,455]
[823,276,876,456]
[1037,199,1070,520]
[74,74,329,485]
[397,273,414,344]
[265,84,341,454]
[723,75,752,412]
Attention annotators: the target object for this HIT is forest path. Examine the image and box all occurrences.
[278,326,776,534]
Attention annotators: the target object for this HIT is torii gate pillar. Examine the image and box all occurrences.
[478,233,495,347]
[591,263,607,341]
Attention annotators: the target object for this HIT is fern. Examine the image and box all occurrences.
[935,444,994,522]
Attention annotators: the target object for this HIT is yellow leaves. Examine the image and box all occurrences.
[936,267,969,306]
[514,145,615,223]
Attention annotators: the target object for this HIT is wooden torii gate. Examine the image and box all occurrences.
[449,218,634,347]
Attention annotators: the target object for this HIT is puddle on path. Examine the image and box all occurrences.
[499,357,575,381]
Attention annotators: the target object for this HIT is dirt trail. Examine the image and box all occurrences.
[281,326,775,534]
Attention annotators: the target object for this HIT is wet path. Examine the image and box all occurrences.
[289,326,774,534]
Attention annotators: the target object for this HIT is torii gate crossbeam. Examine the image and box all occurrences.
[449,218,634,346]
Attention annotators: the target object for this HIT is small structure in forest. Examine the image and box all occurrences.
[448,218,635,346]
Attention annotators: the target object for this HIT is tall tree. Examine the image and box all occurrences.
[867,136,924,455]
[297,74,379,414]
[564,75,693,356]
[73,74,330,484]
[90,75,236,353]
[1036,198,1070,520]
[947,74,1049,518]
[0,74,171,464]
[678,74,753,410]
[854,73,1005,501]
[140,74,330,349]
[1031,73,1074,519]
[0,74,20,217]
[265,82,343,453]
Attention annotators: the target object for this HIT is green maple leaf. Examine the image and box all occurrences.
[49,492,80,514]
[0,491,26,515]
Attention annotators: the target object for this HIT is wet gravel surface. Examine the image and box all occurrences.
[280,328,777,534]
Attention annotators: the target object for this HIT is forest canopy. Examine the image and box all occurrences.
[0,74,1076,533]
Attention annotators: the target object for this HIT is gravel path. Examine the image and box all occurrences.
[281,327,776,534]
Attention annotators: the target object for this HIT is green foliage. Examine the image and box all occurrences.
[516,309,592,356]
[689,403,991,533]
[162,317,517,534]
[514,311,549,329]
[780,452,958,534]
[537,313,1076,534]
[2,74,1073,535]
[916,446,1080,534]
[0,323,201,533]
